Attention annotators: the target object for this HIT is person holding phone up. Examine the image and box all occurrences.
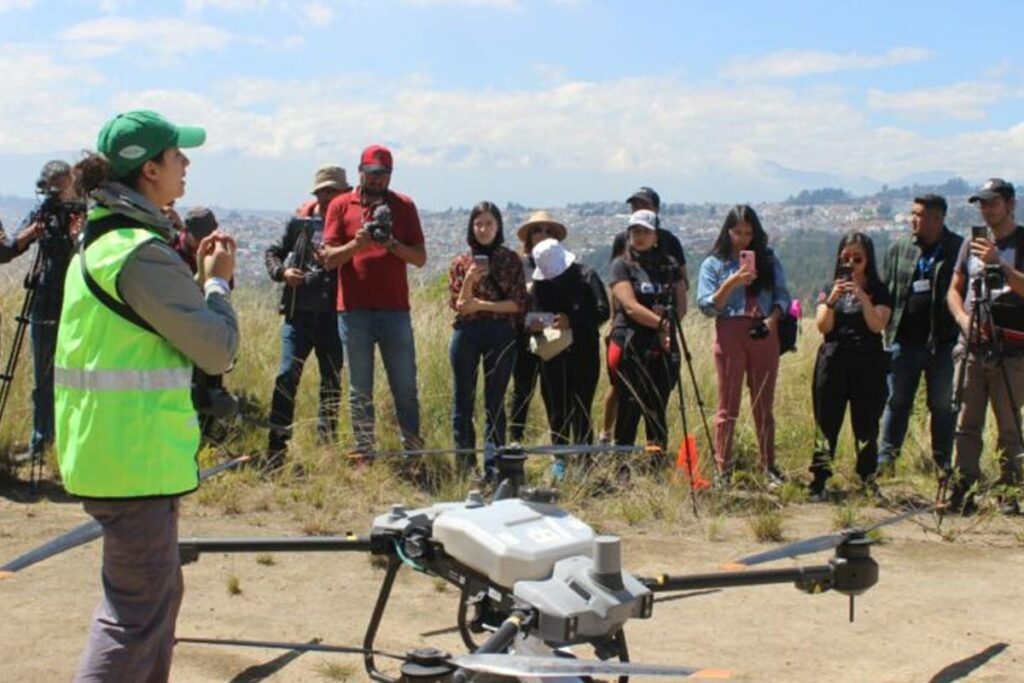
[697,205,791,487]
[809,230,892,500]
[448,201,527,476]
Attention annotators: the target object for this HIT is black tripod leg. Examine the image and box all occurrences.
[672,315,716,468]
[665,314,699,518]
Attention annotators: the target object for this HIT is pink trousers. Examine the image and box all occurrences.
[713,317,779,471]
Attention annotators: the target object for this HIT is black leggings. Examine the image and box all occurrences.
[508,331,539,442]
[811,342,889,480]
[613,335,677,450]
[539,334,600,445]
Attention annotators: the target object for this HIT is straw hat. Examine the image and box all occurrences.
[516,210,568,243]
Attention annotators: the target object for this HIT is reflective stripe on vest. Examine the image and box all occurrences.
[55,366,192,392]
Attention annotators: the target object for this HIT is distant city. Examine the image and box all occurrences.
[0,176,1001,299]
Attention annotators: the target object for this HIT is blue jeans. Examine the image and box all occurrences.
[337,310,420,451]
[449,319,517,471]
[879,341,956,469]
[268,310,344,452]
[30,316,58,454]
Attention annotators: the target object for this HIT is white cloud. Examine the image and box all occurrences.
[184,0,271,11]
[404,0,521,7]
[723,46,934,80]
[61,17,231,60]
[302,1,333,26]
[868,82,1022,121]
[0,47,105,153]
[0,0,34,12]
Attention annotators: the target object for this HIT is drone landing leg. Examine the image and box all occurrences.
[364,555,403,683]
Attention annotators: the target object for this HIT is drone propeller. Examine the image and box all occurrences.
[722,505,932,570]
[452,653,730,679]
[0,454,251,580]
[176,635,729,680]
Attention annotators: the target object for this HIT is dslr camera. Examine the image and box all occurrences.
[33,181,86,240]
[364,204,393,244]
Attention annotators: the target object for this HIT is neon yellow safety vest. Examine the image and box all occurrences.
[55,208,199,498]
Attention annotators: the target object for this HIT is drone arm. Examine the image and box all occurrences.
[452,611,531,683]
[178,535,381,565]
[640,564,834,593]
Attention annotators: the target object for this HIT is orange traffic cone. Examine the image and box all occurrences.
[676,434,710,490]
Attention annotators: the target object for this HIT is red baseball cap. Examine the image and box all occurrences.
[360,144,393,173]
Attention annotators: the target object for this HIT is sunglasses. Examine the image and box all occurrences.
[531,226,551,235]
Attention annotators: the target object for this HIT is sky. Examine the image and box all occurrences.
[0,0,1022,210]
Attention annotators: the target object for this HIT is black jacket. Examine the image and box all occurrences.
[531,264,609,342]
[264,215,337,316]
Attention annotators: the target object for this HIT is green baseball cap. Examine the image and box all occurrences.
[97,110,206,179]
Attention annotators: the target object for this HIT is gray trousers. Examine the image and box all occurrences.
[75,497,183,683]
[953,345,1024,487]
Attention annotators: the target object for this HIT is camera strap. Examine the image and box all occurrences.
[78,215,157,335]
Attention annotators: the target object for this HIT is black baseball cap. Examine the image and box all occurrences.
[969,178,1015,203]
[626,186,660,210]
[38,160,71,186]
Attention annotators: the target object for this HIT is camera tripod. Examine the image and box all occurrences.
[661,305,715,512]
[947,270,1024,510]
[0,245,46,485]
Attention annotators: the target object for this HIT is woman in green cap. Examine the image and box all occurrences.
[60,110,239,682]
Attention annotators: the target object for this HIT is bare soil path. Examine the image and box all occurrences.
[2,493,1023,682]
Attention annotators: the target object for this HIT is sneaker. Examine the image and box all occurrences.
[861,475,883,499]
[998,498,1020,516]
[765,465,787,489]
[946,485,977,517]
[598,432,611,445]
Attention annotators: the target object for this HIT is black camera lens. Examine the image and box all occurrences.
[749,321,770,340]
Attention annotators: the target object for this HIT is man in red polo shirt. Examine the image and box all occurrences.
[322,145,427,453]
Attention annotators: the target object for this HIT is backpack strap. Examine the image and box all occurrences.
[79,215,158,334]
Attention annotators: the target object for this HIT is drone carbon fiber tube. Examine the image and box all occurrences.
[178,535,381,565]
[451,612,528,683]
[640,564,833,593]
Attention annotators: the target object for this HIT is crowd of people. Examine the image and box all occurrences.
[1,108,1022,681]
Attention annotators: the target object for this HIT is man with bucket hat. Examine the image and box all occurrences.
[263,165,350,471]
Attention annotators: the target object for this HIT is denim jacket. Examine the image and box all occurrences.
[697,251,791,318]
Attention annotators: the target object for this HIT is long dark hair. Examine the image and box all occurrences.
[466,201,504,254]
[710,204,775,293]
[833,230,883,291]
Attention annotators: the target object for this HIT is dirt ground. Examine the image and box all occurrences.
[2,486,1023,682]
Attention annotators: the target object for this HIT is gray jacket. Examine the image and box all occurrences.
[91,183,239,375]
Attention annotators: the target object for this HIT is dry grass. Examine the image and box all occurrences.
[0,271,1017,536]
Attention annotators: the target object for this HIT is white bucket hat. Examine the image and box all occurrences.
[532,238,576,281]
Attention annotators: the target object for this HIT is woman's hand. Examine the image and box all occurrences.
[200,231,236,283]
[826,279,851,306]
[464,263,485,284]
[457,297,480,315]
[728,263,756,288]
[553,313,570,331]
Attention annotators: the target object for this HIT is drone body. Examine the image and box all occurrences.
[373,494,653,647]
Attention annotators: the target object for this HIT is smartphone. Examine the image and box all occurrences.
[525,312,555,328]
[473,254,490,268]
[837,264,853,281]
[739,249,757,277]
[971,225,988,241]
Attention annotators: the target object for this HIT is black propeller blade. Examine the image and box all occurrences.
[453,653,730,679]
[175,636,406,662]
[723,505,933,569]
[361,443,645,460]
[0,454,251,580]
